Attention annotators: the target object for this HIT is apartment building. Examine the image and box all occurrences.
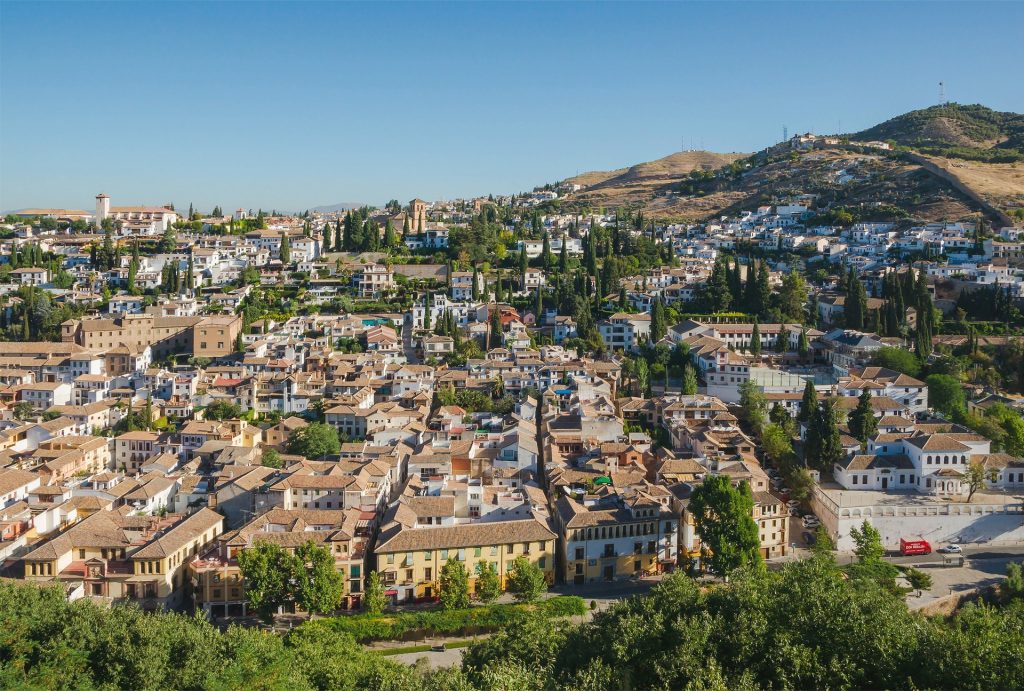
[555,489,679,584]
[191,506,373,616]
[22,508,222,609]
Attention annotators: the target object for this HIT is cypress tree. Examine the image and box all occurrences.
[541,232,553,270]
[728,258,743,305]
[279,233,290,264]
[755,261,771,316]
[489,307,502,349]
[322,223,332,251]
[848,390,878,444]
[797,378,817,423]
[774,325,788,353]
[749,319,761,357]
[650,298,666,343]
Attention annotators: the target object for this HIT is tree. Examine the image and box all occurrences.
[777,272,808,324]
[650,298,667,343]
[805,396,842,471]
[262,448,283,469]
[794,376,819,423]
[439,557,470,610]
[738,379,767,433]
[761,424,794,466]
[143,394,154,431]
[382,220,397,249]
[286,422,341,458]
[798,328,810,359]
[847,390,878,444]
[506,557,546,602]
[236,541,300,620]
[849,520,885,564]
[812,524,835,557]
[364,571,387,615]
[749,319,761,357]
[293,540,344,615]
[12,401,34,421]
[926,374,967,419]
[688,475,762,577]
[489,306,502,349]
[871,346,921,377]
[158,224,177,253]
[682,363,698,395]
[475,560,502,603]
[1003,561,1024,599]
[204,400,242,421]
[844,267,867,330]
[279,233,291,264]
[963,461,997,502]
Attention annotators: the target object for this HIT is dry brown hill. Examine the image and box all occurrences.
[566,151,746,189]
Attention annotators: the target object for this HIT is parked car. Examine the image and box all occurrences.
[938,544,962,554]
[789,507,800,516]
[802,516,819,528]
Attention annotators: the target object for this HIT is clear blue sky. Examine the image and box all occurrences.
[2,1,1021,212]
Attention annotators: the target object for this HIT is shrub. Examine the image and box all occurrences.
[305,597,586,642]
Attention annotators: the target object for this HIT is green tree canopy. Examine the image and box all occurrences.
[286,422,341,459]
[688,475,762,576]
[440,556,470,610]
[506,557,547,602]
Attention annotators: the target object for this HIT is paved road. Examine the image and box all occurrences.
[390,646,466,669]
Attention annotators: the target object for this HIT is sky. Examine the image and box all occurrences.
[1,1,1022,213]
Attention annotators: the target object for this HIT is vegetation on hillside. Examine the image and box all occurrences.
[851,103,1024,162]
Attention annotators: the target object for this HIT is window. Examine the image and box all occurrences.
[506,544,514,554]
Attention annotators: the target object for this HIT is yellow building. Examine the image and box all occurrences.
[374,508,556,603]
[22,508,223,610]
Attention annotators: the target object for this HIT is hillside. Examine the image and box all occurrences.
[565,151,746,188]
[550,105,1024,224]
[850,103,1024,161]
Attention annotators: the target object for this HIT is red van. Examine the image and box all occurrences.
[899,537,932,556]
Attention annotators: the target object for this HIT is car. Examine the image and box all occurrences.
[802,517,819,527]
[938,544,962,554]
[430,643,447,652]
[786,500,799,508]
[789,507,800,516]
[802,531,817,546]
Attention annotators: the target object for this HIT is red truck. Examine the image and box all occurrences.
[899,537,932,556]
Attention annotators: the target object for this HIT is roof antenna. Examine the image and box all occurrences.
[939,81,946,106]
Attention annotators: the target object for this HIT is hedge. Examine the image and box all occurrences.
[306,596,586,643]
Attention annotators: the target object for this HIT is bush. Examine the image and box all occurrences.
[305,596,586,643]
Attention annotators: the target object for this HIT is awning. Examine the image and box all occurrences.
[384,589,398,596]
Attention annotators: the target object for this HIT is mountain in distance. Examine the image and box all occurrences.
[550,104,1024,224]
[310,201,367,213]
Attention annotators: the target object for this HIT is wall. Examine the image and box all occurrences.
[812,487,1024,551]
